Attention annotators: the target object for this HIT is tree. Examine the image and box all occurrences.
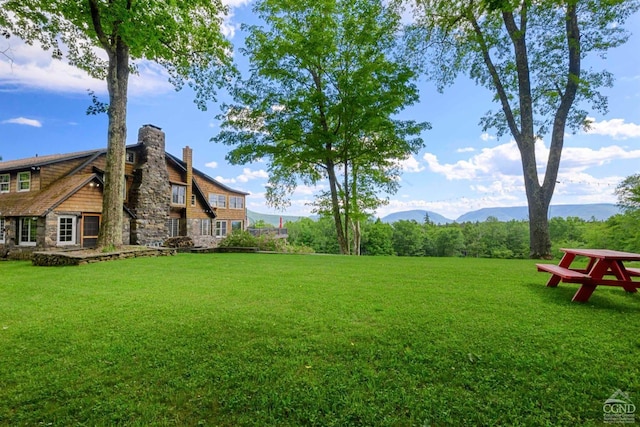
[214,0,428,254]
[5,0,234,248]
[405,0,639,258]
[361,219,394,255]
[392,220,424,256]
[615,173,640,212]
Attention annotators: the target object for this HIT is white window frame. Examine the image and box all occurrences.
[167,218,180,237]
[230,196,244,209]
[57,215,77,246]
[0,217,5,243]
[19,217,37,246]
[201,218,212,235]
[231,220,243,232]
[171,185,186,205]
[208,193,226,208]
[18,171,31,192]
[0,174,9,193]
[126,151,135,163]
[215,220,227,237]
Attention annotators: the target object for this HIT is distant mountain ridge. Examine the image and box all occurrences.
[248,203,622,227]
[380,210,453,225]
[454,203,621,223]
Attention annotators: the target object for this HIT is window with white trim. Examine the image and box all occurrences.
[57,215,77,245]
[0,174,9,193]
[231,220,243,232]
[0,217,5,243]
[230,196,244,209]
[171,185,186,205]
[19,217,37,246]
[208,193,226,208]
[201,219,212,235]
[126,151,135,163]
[215,220,227,237]
[18,171,30,192]
[167,218,181,237]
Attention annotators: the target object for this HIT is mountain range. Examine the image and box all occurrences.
[247,203,622,227]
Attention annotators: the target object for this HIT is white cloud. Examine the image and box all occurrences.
[236,168,268,183]
[398,155,424,173]
[1,117,42,127]
[585,117,640,140]
[456,147,475,153]
[480,133,496,142]
[215,167,268,185]
[205,161,218,169]
[0,39,173,96]
[220,0,253,38]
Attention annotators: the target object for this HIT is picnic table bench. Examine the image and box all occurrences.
[537,248,640,302]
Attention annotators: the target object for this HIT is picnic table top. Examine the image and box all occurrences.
[560,248,640,261]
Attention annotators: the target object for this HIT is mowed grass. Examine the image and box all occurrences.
[1,254,639,426]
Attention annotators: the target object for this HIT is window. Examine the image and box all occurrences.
[230,196,244,209]
[126,151,135,163]
[18,171,30,192]
[0,174,8,193]
[201,219,212,235]
[171,185,186,205]
[0,217,5,243]
[231,220,243,232]
[208,193,226,208]
[215,220,227,237]
[58,215,77,245]
[19,217,37,246]
[167,218,181,237]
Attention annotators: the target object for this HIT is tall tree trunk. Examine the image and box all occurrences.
[98,40,129,248]
[326,158,348,254]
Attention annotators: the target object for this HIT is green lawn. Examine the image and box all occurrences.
[1,254,639,426]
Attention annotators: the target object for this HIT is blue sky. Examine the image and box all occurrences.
[1,2,639,221]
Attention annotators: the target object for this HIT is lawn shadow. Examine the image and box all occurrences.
[524,282,640,312]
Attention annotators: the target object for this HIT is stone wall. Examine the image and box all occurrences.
[129,125,171,245]
[32,246,176,266]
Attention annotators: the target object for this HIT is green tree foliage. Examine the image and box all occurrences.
[285,213,637,257]
[361,219,394,256]
[404,0,639,258]
[4,0,234,248]
[286,217,341,254]
[615,174,640,212]
[214,0,428,255]
[391,220,424,256]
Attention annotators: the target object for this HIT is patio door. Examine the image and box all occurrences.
[82,214,101,248]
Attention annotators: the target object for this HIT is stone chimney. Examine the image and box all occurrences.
[183,146,193,218]
[129,124,171,245]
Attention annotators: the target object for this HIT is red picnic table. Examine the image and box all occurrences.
[537,248,640,302]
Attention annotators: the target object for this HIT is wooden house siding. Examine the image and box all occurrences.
[40,158,87,188]
[56,184,103,213]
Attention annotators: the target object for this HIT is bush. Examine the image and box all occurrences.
[219,230,314,254]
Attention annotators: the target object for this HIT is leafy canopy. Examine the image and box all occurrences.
[215,0,428,209]
[4,0,235,108]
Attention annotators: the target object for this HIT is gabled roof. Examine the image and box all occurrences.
[165,152,250,196]
[0,173,100,216]
[0,149,106,172]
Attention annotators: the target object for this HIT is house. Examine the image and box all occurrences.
[0,124,248,259]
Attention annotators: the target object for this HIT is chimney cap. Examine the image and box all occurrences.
[142,124,162,131]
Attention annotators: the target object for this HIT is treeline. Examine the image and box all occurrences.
[283,211,640,258]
